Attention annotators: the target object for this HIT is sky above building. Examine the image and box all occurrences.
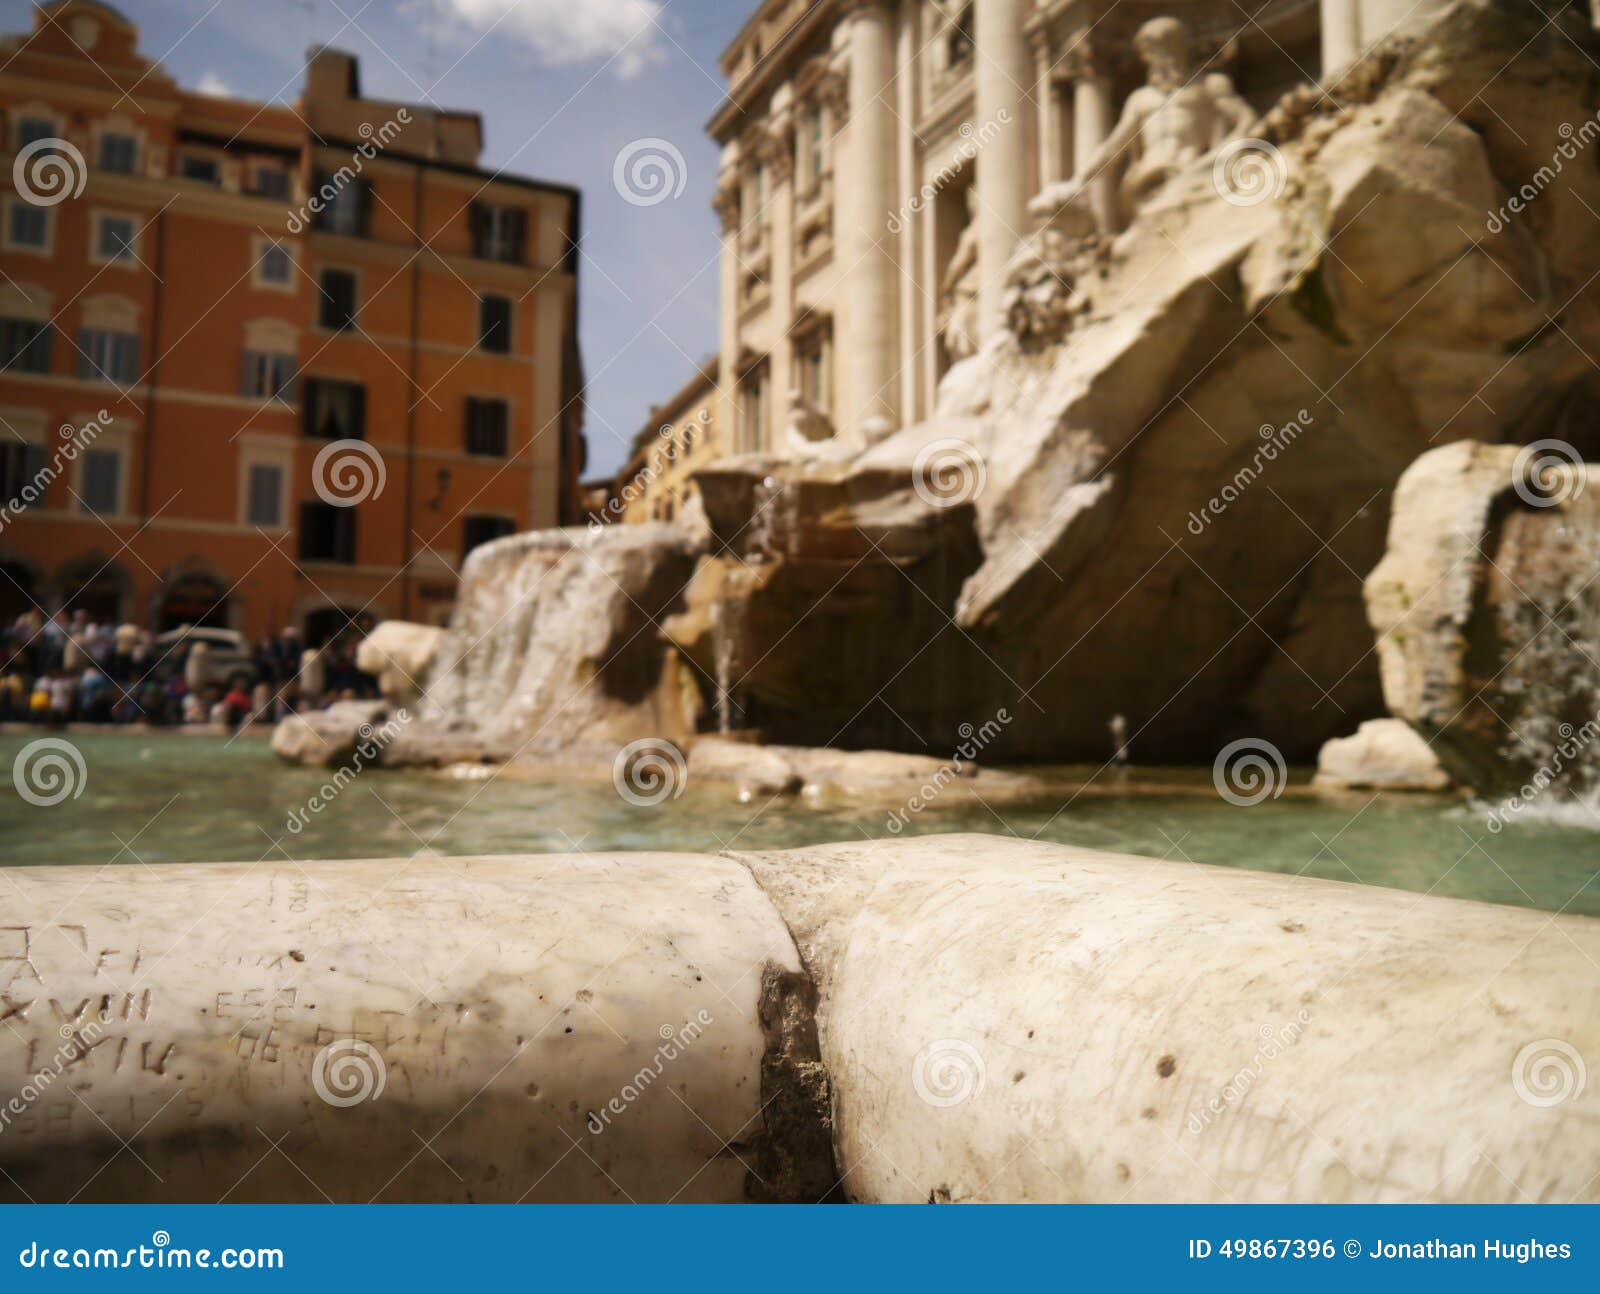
[0,0,752,478]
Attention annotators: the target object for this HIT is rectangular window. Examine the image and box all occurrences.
[472,204,527,264]
[463,515,515,557]
[302,378,365,440]
[0,318,51,374]
[77,330,140,385]
[464,397,509,457]
[478,295,511,354]
[0,441,46,511]
[252,166,290,200]
[805,108,824,188]
[318,269,358,331]
[312,173,369,237]
[99,133,138,173]
[738,366,768,453]
[16,117,54,149]
[245,462,285,527]
[241,351,297,403]
[79,448,121,516]
[260,242,293,286]
[181,155,219,184]
[96,215,136,263]
[7,203,47,250]
[299,501,357,564]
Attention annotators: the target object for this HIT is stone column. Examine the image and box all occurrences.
[838,0,900,444]
[764,106,796,453]
[1071,53,1118,236]
[973,0,1032,344]
[1032,32,1061,191]
[1319,0,1361,79]
[712,153,745,454]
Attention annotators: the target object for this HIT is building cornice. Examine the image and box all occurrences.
[707,0,836,144]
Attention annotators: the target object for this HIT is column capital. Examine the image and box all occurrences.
[712,175,741,234]
[757,120,796,185]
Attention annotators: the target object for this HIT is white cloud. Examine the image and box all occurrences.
[195,70,233,97]
[434,0,665,78]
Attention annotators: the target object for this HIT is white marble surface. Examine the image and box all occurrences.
[0,854,799,1202]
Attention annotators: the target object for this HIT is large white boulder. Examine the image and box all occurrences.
[1314,719,1453,792]
[356,621,444,706]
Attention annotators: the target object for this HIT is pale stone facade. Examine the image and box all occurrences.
[614,361,721,525]
[708,0,1448,456]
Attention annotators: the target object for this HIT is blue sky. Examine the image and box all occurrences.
[1,0,753,477]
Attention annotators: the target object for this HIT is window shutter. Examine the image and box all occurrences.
[469,202,487,258]
[240,351,258,398]
[509,209,528,264]
[301,379,320,436]
[351,383,366,440]
[76,332,95,380]
[118,333,140,384]
[358,179,375,236]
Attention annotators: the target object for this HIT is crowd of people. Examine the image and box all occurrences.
[0,609,378,730]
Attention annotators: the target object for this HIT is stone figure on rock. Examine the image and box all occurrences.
[938,186,981,361]
[785,389,841,459]
[1030,17,1256,231]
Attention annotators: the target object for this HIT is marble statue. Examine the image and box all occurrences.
[938,187,981,361]
[786,388,839,456]
[1031,16,1256,229]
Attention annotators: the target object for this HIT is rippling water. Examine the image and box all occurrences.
[1,731,1596,917]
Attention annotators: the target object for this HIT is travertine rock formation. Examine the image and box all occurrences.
[1314,718,1454,792]
[666,1,1600,763]
[400,524,704,760]
[3,837,1596,1204]
[355,621,444,707]
[1367,440,1600,800]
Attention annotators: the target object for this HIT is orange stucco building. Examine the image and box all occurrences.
[0,0,584,644]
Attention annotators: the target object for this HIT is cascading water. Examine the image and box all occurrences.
[1484,493,1600,823]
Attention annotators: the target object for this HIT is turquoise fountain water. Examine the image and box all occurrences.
[1,732,1595,918]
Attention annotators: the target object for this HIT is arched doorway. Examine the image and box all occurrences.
[57,557,132,624]
[157,573,231,631]
[0,558,40,625]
